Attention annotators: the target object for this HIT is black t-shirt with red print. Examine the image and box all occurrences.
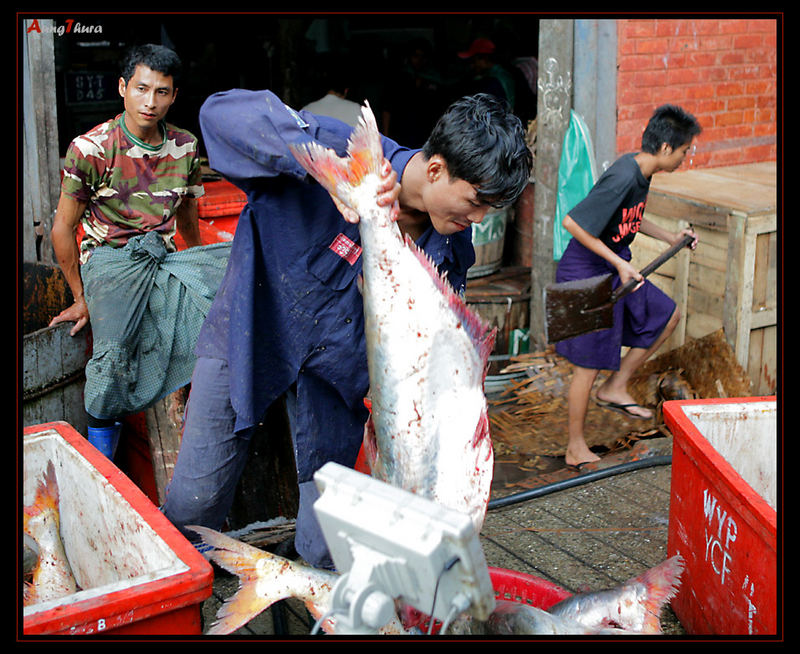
[567,152,650,252]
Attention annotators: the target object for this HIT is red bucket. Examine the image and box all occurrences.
[489,566,572,609]
[418,566,572,634]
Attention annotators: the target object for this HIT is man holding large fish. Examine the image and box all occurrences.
[162,89,531,569]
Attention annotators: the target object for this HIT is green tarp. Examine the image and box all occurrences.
[553,110,598,261]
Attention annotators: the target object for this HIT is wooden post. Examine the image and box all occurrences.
[530,19,574,347]
[669,218,691,351]
[573,19,618,173]
[723,212,778,390]
[22,19,60,264]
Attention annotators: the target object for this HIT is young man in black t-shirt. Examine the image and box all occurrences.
[556,104,701,468]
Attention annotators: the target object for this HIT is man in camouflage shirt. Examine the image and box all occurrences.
[49,44,223,458]
[52,43,203,318]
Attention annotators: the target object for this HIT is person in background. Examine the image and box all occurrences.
[301,62,363,128]
[382,38,445,148]
[556,104,701,469]
[458,37,516,113]
[49,43,230,459]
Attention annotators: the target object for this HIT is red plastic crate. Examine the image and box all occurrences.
[664,397,777,635]
[421,567,572,634]
[22,422,213,635]
[173,215,236,249]
[175,178,244,248]
[197,179,246,219]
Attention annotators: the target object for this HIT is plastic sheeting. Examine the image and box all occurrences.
[553,110,598,261]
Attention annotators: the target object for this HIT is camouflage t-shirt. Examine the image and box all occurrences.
[61,112,204,263]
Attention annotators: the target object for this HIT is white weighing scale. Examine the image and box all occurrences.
[313,462,495,634]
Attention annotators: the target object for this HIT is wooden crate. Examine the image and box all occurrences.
[22,262,91,435]
[630,162,777,395]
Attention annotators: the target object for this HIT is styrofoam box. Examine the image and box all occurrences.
[23,422,213,635]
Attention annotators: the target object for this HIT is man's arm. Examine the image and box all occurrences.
[200,89,399,223]
[639,218,698,249]
[175,196,203,248]
[562,214,642,287]
[49,193,90,336]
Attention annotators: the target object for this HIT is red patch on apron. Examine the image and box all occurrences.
[329,232,362,265]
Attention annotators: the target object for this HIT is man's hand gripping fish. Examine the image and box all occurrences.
[290,102,496,531]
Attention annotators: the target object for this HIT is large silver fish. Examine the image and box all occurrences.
[289,103,496,531]
[444,600,632,636]
[191,526,682,636]
[446,555,684,635]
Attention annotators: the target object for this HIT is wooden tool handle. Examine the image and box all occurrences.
[610,233,695,303]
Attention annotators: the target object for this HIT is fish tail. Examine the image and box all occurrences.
[289,102,383,205]
[188,525,292,635]
[634,554,685,633]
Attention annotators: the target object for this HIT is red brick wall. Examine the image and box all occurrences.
[616,18,778,168]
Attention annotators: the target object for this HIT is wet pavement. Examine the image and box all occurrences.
[201,434,685,637]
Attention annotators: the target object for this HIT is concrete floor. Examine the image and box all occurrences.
[200,435,685,637]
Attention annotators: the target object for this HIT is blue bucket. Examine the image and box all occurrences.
[88,423,122,459]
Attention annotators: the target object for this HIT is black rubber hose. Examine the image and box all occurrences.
[487,455,672,511]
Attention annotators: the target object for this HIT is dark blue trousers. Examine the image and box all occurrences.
[161,356,334,568]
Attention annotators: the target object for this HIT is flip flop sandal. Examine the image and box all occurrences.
[594,398,652,420]
[566,460,597,472]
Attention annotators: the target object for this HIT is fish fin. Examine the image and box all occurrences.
[345,101,383,178]
[472,402,493,455]
[188,525,288,635]
[360,413,380,477]
[631,555,685,634]
[207,580,267,636]
[289,102,382,207]
[24,461,60,525]
[403,233,495,367]
[23,580,36,607]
